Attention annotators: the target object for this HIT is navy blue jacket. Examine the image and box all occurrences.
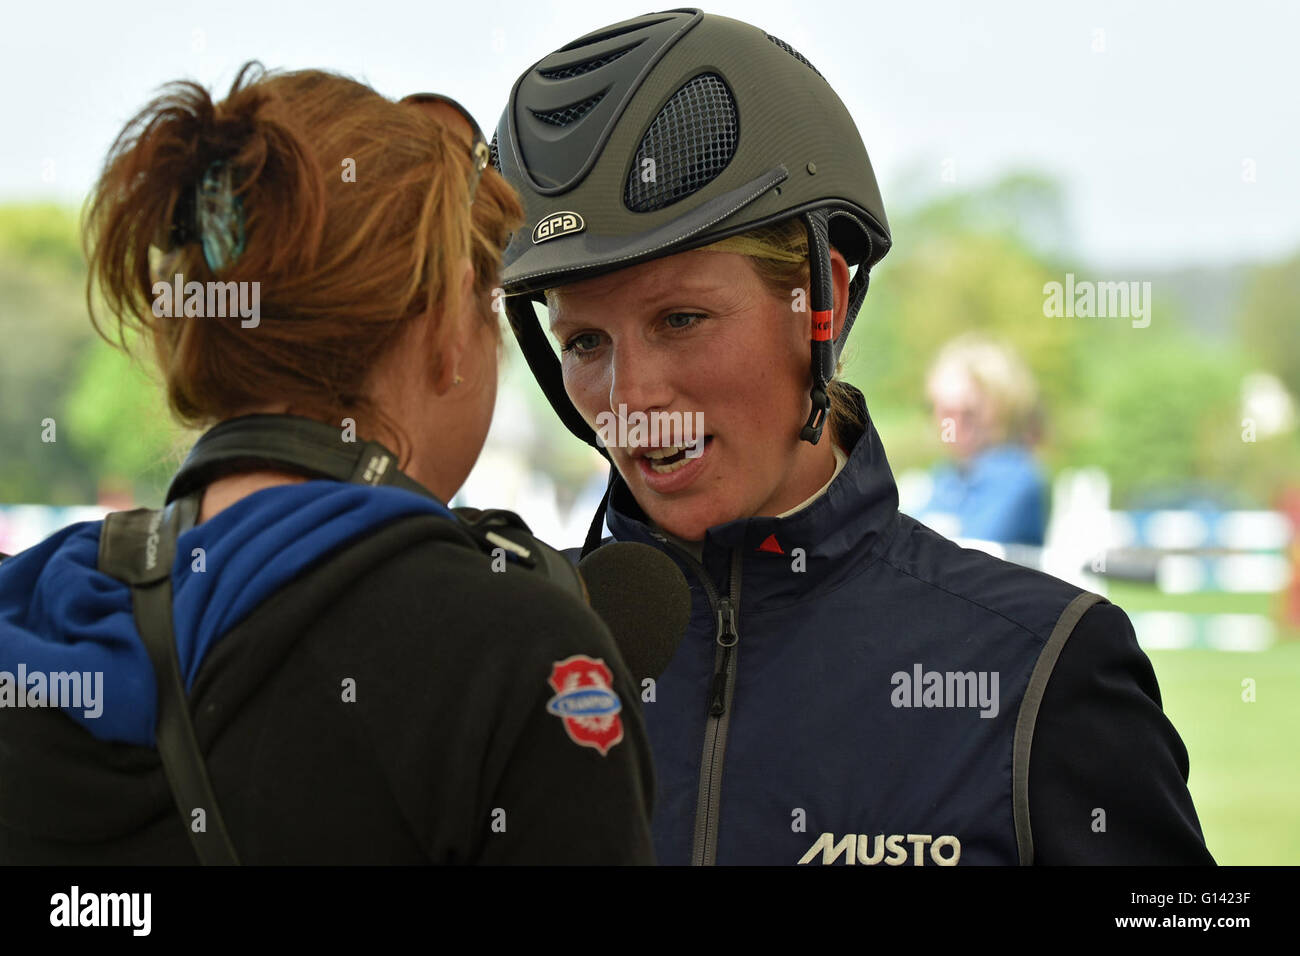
[600,388,1214,865]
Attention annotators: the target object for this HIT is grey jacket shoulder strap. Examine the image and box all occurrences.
[98,493,241,866]
[1011,590,1109,866]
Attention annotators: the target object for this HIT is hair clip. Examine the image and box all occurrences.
[195,161,246,272]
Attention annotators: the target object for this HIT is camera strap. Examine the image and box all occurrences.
[98,492,241,864]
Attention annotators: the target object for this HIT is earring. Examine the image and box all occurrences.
[453,375,463,386]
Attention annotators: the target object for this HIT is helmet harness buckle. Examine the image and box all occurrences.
[800,208,835,445]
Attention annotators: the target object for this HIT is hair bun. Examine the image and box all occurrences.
[162,64,267,264]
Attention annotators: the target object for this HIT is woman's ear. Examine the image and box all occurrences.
[830,248,851,334]
[429,257,476,395]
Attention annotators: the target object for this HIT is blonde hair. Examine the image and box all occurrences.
[702,219,864,446]
[926,333,1041,445]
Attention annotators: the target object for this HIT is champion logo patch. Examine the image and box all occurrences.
[545,655,624,755]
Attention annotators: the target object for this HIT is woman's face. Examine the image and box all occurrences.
[928,368,993,462]
[549,249,838,541]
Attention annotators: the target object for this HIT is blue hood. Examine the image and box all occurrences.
[0,481,451,747]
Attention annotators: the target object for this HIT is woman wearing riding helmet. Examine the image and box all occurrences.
[491,10,1214,865]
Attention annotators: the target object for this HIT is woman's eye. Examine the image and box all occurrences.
[561,314,703,356]
[665,312,706,330]
[561,332,602,356]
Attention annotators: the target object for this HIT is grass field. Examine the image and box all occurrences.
[1107,582,1300,865]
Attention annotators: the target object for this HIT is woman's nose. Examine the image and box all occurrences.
[608,338,673,416]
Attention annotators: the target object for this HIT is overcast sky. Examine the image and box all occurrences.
[3,0,1297,269]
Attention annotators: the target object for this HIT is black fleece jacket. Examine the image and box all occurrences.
[0,514,656,864]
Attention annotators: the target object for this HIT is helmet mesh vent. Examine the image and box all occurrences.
[538,47,631,80]
[766,34,824,79]
[529,91,606,127]
[624,73,738,213]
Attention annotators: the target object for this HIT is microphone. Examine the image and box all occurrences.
[578,542,692,683]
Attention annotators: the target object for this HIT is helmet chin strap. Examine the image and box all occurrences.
[800,209,835,445]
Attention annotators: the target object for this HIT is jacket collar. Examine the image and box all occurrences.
[605,384,902,610]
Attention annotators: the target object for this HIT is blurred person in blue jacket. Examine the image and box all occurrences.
[918,333,1049,546]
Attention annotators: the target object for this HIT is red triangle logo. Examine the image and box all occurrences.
[757,533,784,555]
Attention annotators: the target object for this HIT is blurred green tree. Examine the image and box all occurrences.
[843,170,1294,508]
[63,339,191,501]
[0,204,184,505]
[0,206,99,503]
[1237,251,1300,399]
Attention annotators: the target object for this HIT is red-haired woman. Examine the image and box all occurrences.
[0,63,654,864]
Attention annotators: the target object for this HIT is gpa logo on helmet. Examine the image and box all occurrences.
[532,210,585,244]
[545,655,624,755]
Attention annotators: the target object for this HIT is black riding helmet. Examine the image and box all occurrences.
[493,7,891,457]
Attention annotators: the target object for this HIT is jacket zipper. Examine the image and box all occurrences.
[646,535,743,865]
[706,598,738,717]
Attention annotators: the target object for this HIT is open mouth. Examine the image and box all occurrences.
[638,436,713,475]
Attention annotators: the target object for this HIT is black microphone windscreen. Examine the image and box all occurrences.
[578,542,692,683]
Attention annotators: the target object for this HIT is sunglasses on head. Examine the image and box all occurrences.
[399,92,491,203]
